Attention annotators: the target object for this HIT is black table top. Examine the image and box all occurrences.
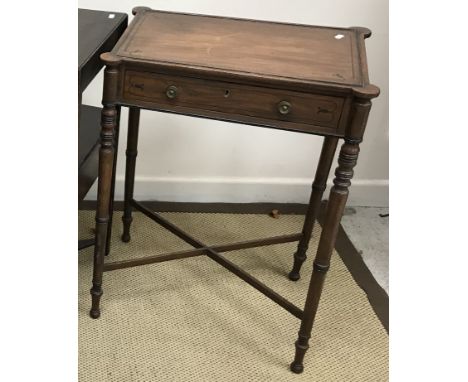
[79,8,127,92]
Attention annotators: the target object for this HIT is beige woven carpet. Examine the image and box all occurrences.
[79,211,388,381]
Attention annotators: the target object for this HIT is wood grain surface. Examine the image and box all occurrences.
[114,10,364,87]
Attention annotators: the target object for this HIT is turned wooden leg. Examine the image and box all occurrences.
[289,136,338,281]
[121,107,140,243]
[105,105,121,256]
[90,103,118,319]
[290,139,360,373]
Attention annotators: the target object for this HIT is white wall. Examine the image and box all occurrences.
[79,0,389,206]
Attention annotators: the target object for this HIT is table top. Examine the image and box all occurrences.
[111,8,377,96]
[79,8,127,92]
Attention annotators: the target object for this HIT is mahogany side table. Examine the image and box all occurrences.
[90,7,379,374]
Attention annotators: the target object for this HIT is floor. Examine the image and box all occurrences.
[341,206,389,294]
[79,210,388,381]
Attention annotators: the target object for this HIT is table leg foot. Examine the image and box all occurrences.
[288,273,300,281]
[89,309,101,319]
[121,217,132,243]
[290,334,310,374]
[121,233,131,243]
[290,362,304,374]
[90,286,103,319]
[288,251,306,281]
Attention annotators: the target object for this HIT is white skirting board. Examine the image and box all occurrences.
[85,176,389,207]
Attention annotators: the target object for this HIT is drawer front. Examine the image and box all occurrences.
[122,71,344,130]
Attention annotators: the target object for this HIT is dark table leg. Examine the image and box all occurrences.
[290,97,372,373]
[122,107,141,243]
[105,105,121,256]
[90,62,120,319]
[288,136,338,281]
[290,139,360,373]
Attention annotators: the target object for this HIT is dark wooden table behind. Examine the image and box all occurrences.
[78,9,127,202]
[78,9,127,250]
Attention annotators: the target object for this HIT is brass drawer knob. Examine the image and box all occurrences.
[278,101,291,115]
[166,85,178,99]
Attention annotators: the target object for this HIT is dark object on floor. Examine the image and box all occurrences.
[379,213,389,218]
[270,209,280,219]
